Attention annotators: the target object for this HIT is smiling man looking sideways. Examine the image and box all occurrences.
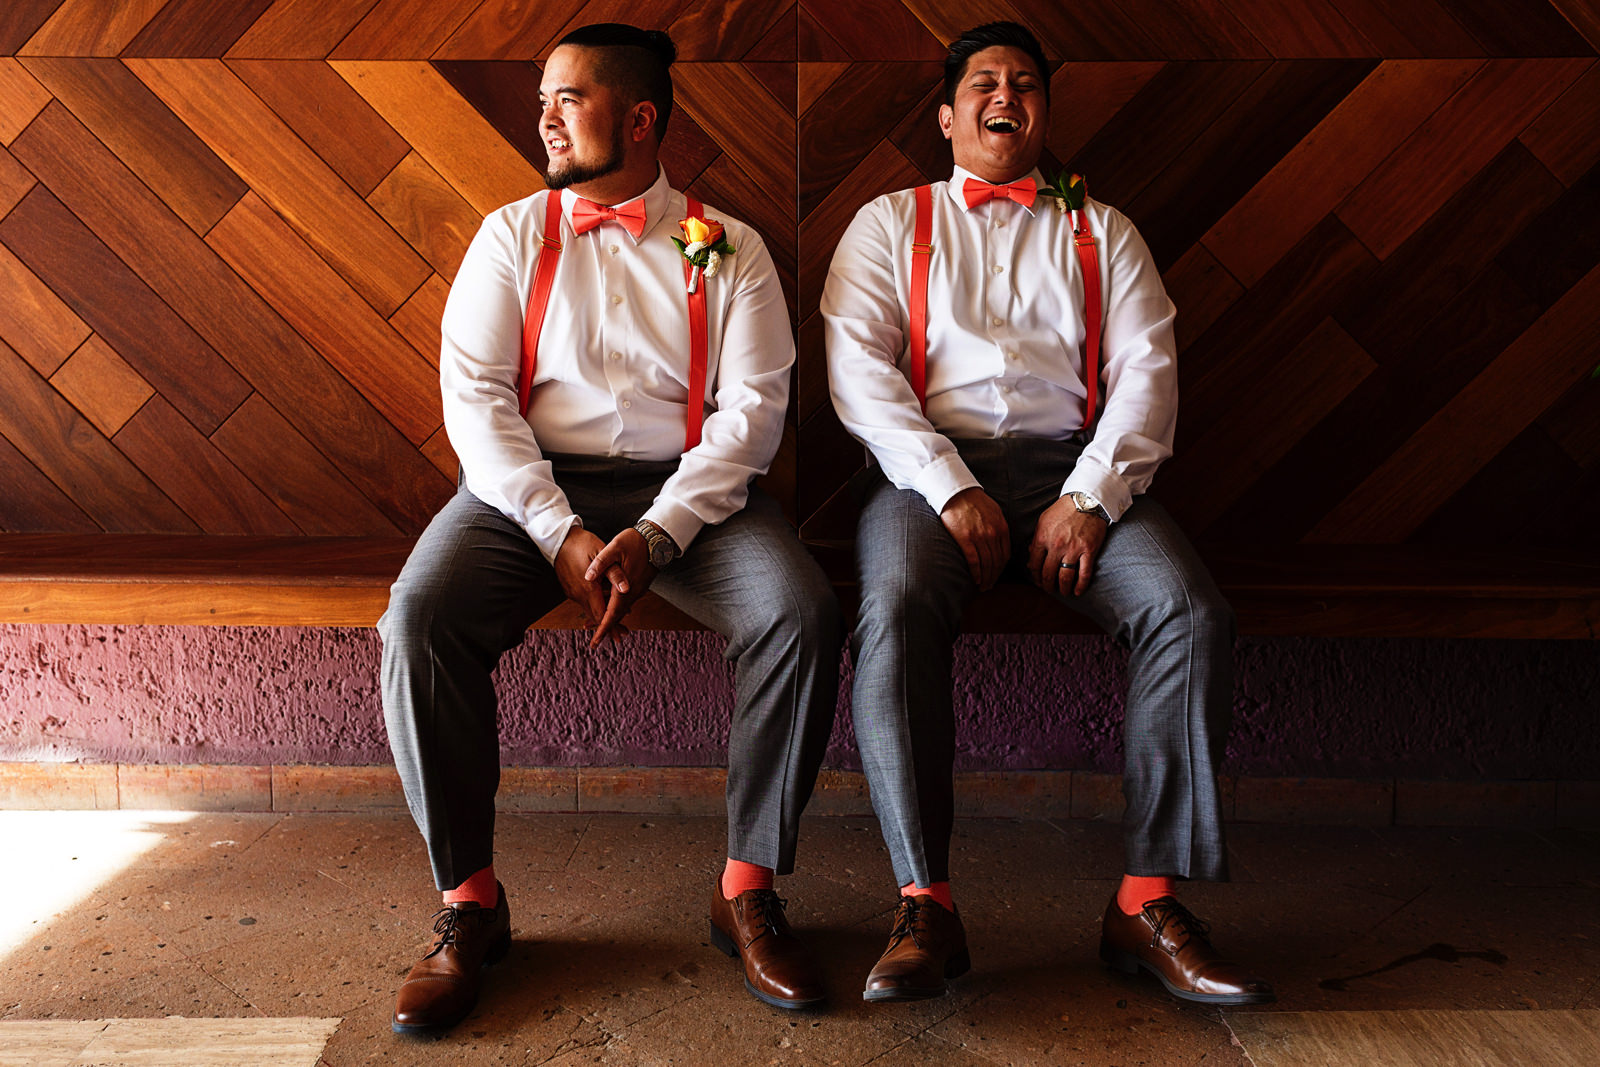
[822,22,1274,1006]
[379,24,840,1032]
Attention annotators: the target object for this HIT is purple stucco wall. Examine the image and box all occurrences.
[2,624,1596,778]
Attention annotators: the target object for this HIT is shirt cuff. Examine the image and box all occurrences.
[1062,458,1133,522]
[528,511,582,565]
[913,451,982,514]
[641,498,705,556]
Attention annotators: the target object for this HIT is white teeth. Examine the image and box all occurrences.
[549,139,571,150]
[984,117,1019,132]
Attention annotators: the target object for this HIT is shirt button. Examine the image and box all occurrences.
[991,317,1003,327]
[609,245,620,255]
[611,294,623,305]
[621,399,632,409]
[1007,350,1019,361]
[991,264,1004,274]
[608,352,621,361]
[995,219,1007,228]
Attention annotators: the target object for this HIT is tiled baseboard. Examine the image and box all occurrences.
[2,762,1597,828]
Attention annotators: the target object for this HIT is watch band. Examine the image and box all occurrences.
[633,519,680,569]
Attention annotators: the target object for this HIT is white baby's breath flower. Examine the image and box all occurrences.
[704,250,722,278]
[684,240,706,256]
[1052,197,1067,214]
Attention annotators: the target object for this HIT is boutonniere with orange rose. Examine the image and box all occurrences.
[672,214,736,293]
[1036,172,1088,215]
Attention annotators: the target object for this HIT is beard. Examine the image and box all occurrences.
[545,122,628,190]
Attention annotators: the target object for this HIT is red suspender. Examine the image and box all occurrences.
[681,196,709,451]
[517,191,711,451]
[518,191,566,417]
[908,184,935,414]
[908,184,1103,430]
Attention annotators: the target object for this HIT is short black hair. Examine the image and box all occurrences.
[944,21,1049,108]
[555,23,676,141]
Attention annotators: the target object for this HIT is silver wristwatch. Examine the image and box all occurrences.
[633,519,680,569]
[1068,491,1110,523]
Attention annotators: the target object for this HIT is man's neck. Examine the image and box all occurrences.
[956,160,1038,185]
[565,159,659,205]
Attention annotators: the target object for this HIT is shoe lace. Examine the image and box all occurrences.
[742,890,790,944]
[1142,896,1211,949]
[421,905,479,959]
[886,896,929,951]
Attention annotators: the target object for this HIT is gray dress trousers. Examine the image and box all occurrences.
[851,437,1233,889]
[380,454,841,891]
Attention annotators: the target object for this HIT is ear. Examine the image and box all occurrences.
[630,101,658,144]
[938,104,953,142]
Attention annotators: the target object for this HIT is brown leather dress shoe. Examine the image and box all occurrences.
[863,896,970,1002]
[709,882,826,1010]
[392,884,512,1034]
[1099,894,1274,1005]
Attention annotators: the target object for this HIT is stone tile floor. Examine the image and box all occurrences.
[1,811,1596,1064]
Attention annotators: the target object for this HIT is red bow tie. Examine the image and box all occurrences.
[962,177,1037,211]
[571,196,647,238]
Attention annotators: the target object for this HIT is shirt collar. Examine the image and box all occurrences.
[948,164,1046,217]
[559,166,673,244]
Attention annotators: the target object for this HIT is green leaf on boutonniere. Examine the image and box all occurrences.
[1038,171,1088,211]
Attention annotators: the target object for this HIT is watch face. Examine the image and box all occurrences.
[649,541,675,568]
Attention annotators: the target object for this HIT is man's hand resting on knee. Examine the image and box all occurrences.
[940,487,1010,591]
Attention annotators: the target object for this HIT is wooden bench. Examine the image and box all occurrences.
[1,533,1596,638]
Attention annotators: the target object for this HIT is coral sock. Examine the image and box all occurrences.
[442,865,498,908]
[1117,874,1175,916]
[900,880,955,911]
[720,859,774,900]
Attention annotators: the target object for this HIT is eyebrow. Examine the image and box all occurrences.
[540,85,585,97]
[967,68,1039,81]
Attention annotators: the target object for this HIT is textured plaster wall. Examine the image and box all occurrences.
[1,624,1597,778]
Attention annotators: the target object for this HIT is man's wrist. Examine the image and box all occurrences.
[633,519,681,569]
[1067,491,1111,524]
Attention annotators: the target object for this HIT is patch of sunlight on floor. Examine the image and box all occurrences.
[0,811,195,960]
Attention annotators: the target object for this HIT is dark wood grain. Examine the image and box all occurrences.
[798,138,923,312]
[329,0,482,60]
[797,5,852,61]
[1496,160,1600,309]
[797,0,945,59]
[0,143,34,219]
[1323,0,1486,57]
[227,58,410,197]
[671,0,793,59]
[1109,0,1270,59]
[1520,63,1600,184]
[0,427,98,534]
[20,57,248,234]
[9,105,452,529]
[389,273,448,366]
[367,151,480,282]
[746,4,798,61]
[1161,244,1243,354]
[121,0,277,58]
[1434,0,1596,56]
[0,59,50,142]
[0,240,90,377]
[799,62,942,218]
[224,0,383,59]
[430,59,548,168]
[1046,62,1167,165]
[1217,0,1375,57]
[0,338,195,533]
[114,396,300,535]
[675,63,795,205]
[211,395,400,536]
[0,183,250,433]
[745,61,797,115]
[432,0,589,60]
[998,1,1165,61]
[0,0,64,55]
[47,334,153,437]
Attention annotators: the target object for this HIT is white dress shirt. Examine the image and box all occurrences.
[441,167,793,561]
[821,164,1178,521]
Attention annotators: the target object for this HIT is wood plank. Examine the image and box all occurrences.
[1204,59,1481,286]
[686,151,797,320]
[797,4,852,61]
[670,0,793,59]
[211,395,400,536]
[8,108,453,529]
[331,0,490,60]
[48,334,153,437]
[329,59,545,215]
[420,424,457,478]
[796,311,826,423]
[225,0,383,58]
[0,582,393,626]
[1047,62,1166,165]
[1104,0,1270,59]
[1214,0,1374,57]
[0,1,62,55]
[1310,261,1600,542]
[0,429,98,533]
[1161,243,1243,353]
[1434,0,1597,56]
[1493,159,1600,308]
[20,57,248,235]
[389,273,448,366]
[0,143,33,217]
[1551,0,1600,51]
[0,531,414,581]
[745,4,798,61]
[207,193,443,446]
[0,240,91,377]
[16,0,165,56]
[126,57,430,317]
[0,58,51,143]
[121,0,278,57]
[1070,60,1271,209]
[0,181,250,436]
[886,80,953,182]
[429,59,548,169]
[112,396,301,535]
[0,338,195,533]
[1230,1010,1600,1066]
[1126,59,1376,271]
[1017,0,1167,61]
[429,0,572,60]
[745,61,796,115]
[798,61,848,118]
[671,63,795,206]
[799,62,943,219]
[1160,318,1375,535]
[531,0,703,61]
[1521,63,1600,185]
[1337,58,1591,259]
[898,0,1031,49]
[226,58,410,197]
[797,137,923,313]
[367,150,480,282]
[794,0,945,59]
[1323,0,1487,57]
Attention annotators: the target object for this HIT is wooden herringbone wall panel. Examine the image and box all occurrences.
[0,0,799,534]
[795,0,1600,551]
